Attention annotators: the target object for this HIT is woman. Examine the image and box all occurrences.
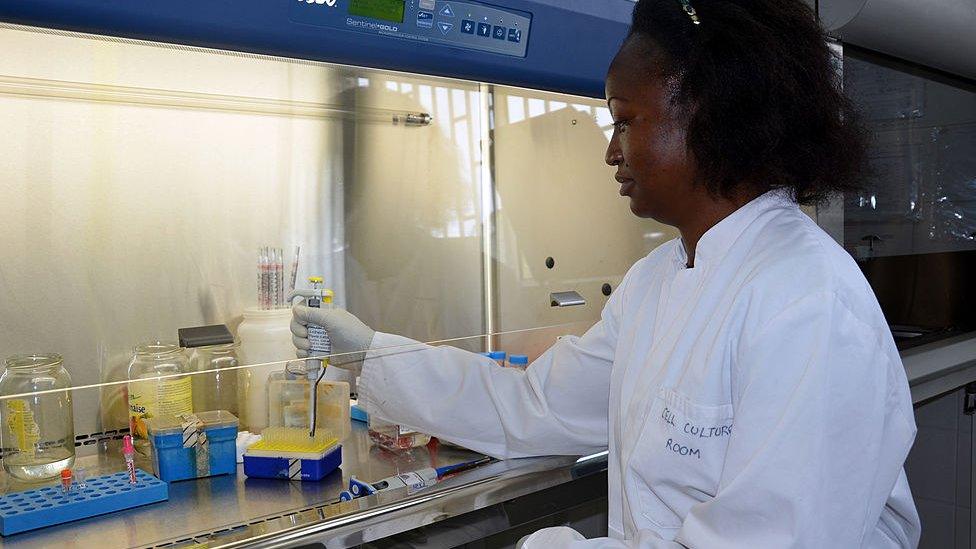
[293,0,920,546]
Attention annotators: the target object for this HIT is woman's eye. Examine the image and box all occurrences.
[612,120,630,132]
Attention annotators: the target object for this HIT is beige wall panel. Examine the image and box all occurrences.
[491,88,679,359]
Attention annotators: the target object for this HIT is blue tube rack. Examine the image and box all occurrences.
[0,470,169,536]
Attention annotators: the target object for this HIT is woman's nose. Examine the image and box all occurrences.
[606,142,623,167]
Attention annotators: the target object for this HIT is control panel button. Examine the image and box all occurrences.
[460,20,475,34]
[476,22,491,37]
[439,4,455,17]
[507,28,521,43]
[492,25,506,40]
[418,0,435,9]
[438,22,454,34]
[417,11,434,28]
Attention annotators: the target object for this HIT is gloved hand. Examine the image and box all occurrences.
[291,306,376,374]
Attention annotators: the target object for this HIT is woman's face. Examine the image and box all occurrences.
[605,37,698,225]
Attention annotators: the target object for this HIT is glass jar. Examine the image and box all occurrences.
[0,354,75,481]
[126,342,192,453]
[190,341,240,416]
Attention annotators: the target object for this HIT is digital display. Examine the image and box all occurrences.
[348,0,405,23]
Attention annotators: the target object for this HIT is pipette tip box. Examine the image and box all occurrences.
[243,445,342,481]
[148,411,239,482]
[0,470,168,536]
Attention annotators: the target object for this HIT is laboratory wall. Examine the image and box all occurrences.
[490,85,677,356]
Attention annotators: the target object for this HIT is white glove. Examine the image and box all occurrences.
[291,306,376,374]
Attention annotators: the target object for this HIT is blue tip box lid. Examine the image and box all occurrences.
[487,351,506,360]
[147,410,239,436]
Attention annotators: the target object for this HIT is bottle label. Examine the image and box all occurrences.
[308,324,332,354]
[5,399,39,456]
[128,377,193,439]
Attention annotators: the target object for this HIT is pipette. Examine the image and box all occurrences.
[288,277,333,438]
[339,458,493,501]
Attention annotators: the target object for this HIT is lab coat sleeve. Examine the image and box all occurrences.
[357,277,626,459]
[521,291,917,549]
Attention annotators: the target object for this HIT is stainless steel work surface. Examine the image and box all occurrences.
[0,422,596,548]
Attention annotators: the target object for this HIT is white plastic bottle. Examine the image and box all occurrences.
[237,307,293,431]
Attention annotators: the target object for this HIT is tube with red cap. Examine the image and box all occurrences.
[122,434,137,484]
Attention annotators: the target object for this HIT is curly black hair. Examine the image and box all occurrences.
[629,0,867,205]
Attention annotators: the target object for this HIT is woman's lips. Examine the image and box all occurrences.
[618,179,635,196]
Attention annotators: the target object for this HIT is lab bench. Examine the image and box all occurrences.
[0,421,607,548]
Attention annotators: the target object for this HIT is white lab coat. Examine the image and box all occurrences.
[358,191,921,548]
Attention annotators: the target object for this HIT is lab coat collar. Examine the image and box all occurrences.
[674,189,797,268]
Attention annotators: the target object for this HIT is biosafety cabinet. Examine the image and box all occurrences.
[0,1,671,546]
[0,0,975,547]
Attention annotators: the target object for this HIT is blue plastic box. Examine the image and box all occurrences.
[147,410,238,482]
[243,445,342,481]
[0,470,168,536]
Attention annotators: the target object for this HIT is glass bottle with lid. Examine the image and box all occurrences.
[0,354,75,481]
[127,342,192,453]
[190,341,240,416]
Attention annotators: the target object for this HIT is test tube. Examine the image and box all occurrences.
[74,466,88,489]
[269,247,279,309]
[261,247,270,309]
[257,247,264,310]
[60,468,72,494]
[276,248,285,308]
[289,246,301,291]
[258,247,266,309]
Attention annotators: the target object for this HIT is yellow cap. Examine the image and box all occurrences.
[308,276,324,284]
[323,289,334,304]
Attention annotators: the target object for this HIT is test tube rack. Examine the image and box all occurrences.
[0,470,169,536]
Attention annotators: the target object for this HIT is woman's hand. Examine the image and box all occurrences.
[291,306,376,375]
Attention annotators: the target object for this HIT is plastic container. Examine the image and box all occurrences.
[508,355,528,369]
[126,342,193,454]
[238,308,294,431]
[368,417,431,452]
[267,369,350,440]
[190,342,240,416]
[146,410,238,482]
[0,354,75,481]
